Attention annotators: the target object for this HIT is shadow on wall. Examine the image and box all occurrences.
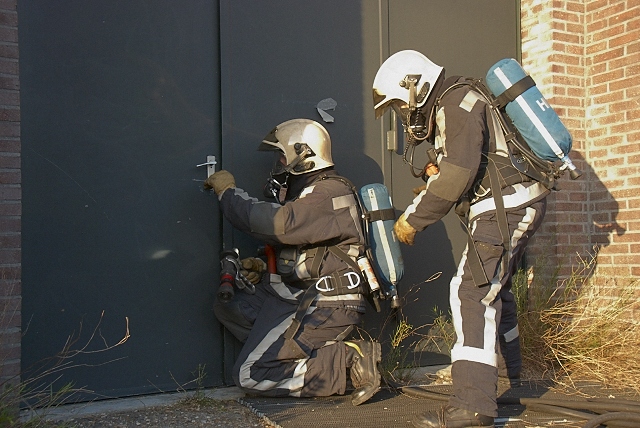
[583,150,626,284]
[529,150,625,284]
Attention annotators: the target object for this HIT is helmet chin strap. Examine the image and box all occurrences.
[280,144,314,175]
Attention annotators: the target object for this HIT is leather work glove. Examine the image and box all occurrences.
[394,214,417,246]
[204,170,235,196]
[240,257,267,285]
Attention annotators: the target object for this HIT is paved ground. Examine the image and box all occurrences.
[22,366,451,428]
[23,386,271,428]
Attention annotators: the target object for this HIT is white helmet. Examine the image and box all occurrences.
[258,119,334,175]
[372,50,444,119]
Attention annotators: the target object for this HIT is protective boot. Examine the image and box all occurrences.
[344,340,381,406]
[411,406,494,428]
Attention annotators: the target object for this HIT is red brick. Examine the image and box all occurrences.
[0,202,20,216]
[0,249,20,264]
[0,171,20,185]
[0,360,20,378]
[0,11,18,27]
[0,187,19,202]
[0,279,21,295]
[0,138,20,152]
[0,89,19,106]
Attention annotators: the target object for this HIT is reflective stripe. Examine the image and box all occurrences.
[298,185,316,199]
[435,107,448,157]
[270,277,304,300]
[450,221,502,368]
[368,190,397,283]
[237,311,310,393]
[346,244,360,258]
[468,182,547,220]
[489,109,509,156]
[503,325,519,343]
[332,194,355,210]
[451,345,497,367]
[332,194,363,247]
[315,293,363,302]
[293,251,310,279]
[459,90,481,112]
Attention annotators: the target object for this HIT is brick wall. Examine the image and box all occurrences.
[0,0,19,391]
[521,0,640,284]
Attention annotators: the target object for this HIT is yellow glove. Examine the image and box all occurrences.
[394,214,417,246]
[240,257,267,285]
[204,170,235,196]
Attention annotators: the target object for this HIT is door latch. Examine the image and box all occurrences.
[196,156,217,178]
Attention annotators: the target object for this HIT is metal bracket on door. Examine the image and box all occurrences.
[196,156,217,178]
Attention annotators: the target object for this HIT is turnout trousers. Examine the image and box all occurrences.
[449,198,546,417]
[213,274,363,398]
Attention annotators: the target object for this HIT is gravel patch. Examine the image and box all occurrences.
[63,400,271,428]
[21,387,273,428]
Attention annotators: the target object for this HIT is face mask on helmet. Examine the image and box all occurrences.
[258,118,334,175]
[372,50,444,141]
[262,152,288,204]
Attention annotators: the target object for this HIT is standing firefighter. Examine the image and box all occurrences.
[205,118,381,406]
[373,50,549,427]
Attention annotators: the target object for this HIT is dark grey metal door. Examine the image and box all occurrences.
[20,1,225,399]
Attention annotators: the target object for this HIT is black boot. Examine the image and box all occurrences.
[344,340,381,406]
[412,406,494,428]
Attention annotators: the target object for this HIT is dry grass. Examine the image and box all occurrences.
[515,250,640,395]
[2,312,130,427]
[382,248,640,397]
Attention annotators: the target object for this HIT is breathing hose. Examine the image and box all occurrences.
[399,385,640,428]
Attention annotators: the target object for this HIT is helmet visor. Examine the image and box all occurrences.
[270,151,287,176]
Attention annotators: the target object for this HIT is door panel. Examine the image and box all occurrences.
[20,0,224,398]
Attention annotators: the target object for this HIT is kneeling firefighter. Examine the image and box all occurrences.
[373,51,549,427]
[204,118,381,406]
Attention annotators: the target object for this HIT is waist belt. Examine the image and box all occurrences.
[296,270,364,296]
[284,245,364,342]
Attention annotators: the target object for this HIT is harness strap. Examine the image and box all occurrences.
[283,285,318,340]
[487,157,512,279]
[458,155,513,287]
[474,153,531,203]
[461,223,491,287]
[493,75,535,108]
[364,208,396,223]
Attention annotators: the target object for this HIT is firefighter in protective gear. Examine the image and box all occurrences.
[374,50,548,427]
[205,118,381,406]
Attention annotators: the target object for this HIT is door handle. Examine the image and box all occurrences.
[196,155,217,178]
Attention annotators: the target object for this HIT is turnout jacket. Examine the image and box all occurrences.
[403,77,550,231]
[218,170,365,290]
